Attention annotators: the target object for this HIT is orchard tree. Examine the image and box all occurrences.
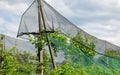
[49,32,96,65]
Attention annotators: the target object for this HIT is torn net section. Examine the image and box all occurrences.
[17,0,120,59]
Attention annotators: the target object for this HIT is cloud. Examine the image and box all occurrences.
[0,0,33,37]
[3,0,33,4]
[0,17,18,36]
[78,19,120,46]
[0,1,29,15]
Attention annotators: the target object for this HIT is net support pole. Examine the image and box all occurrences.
[40,50,44,75]
[38,47,44,75]
[38,0,57,69]
[37,0,44,75]
[38,48,44,75]
[45,34,57,69]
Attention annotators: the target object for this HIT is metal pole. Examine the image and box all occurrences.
[38,0,57,69]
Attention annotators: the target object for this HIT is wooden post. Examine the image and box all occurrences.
[40,50,44,75]
[37,0,57,74]
[38,0,57,69]
[37,47,44,75]
[38,0,56,68]
[37,0,44,74]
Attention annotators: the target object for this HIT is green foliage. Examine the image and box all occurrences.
[98,55,120,70]
[71,32,96,56]
[29,35,46,49]
[2,50,16,74]
[29,34,53,74]
[105,49,120,58]
[49,32,67,55]
[85,65,120,75]
[0,45,37,75]
[49,64,88,75]
[43,50,51,75]
[49,32,67,43]
[49,32,96,65]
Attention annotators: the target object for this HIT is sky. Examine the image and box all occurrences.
[0,0,120,46]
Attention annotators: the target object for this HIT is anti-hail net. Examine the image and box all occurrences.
[17,0,120,58]
[16,0,120,74]
[49,35,120,73]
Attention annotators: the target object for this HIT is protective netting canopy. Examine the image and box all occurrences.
[49,36,120,75]
[16,0,120,74]
[17,0,120,58]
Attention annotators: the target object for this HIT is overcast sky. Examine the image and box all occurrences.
[0,0,120,46]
